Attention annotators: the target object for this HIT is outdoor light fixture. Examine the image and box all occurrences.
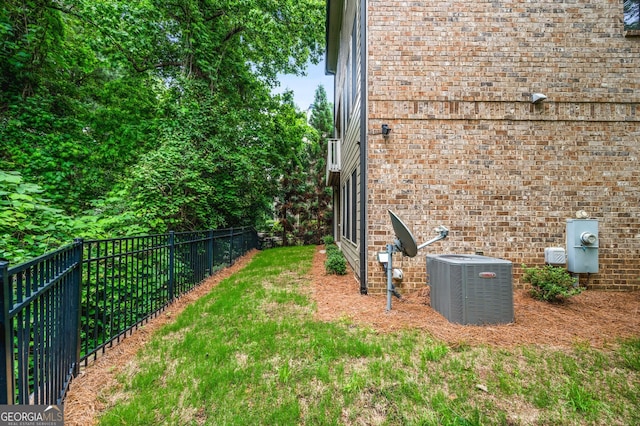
[531,93,547,104]
[381,124,391,137]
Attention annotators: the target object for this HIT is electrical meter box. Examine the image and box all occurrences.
[566,219,598,273]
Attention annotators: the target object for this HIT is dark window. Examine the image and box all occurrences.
[625,0,640,30]
[346,51,351,120]
[341,182,345,238]
[351,15,357,108]
[351,170,357,242]
[343,80,349,132]
[343,180,350,240]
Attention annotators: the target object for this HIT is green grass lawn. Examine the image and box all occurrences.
[98,246,640,425]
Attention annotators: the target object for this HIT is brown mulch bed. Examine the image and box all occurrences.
[64,246,640,425]
[312,246,640,349]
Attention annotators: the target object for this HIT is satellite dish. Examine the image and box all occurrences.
[388,210,418,257]
[382,209,449,311]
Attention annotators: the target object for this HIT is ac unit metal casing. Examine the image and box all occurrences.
[426,254,514,325]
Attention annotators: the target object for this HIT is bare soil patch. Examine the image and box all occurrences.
[64,246,639,425]
[312,246,640,349]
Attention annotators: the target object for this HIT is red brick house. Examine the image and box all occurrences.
[325,0,640,294]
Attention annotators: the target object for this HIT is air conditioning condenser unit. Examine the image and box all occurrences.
[426,254,514,325]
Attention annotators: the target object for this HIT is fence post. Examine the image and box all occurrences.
[241,227,246,254]
[0,260,14,404]
[73,239,83,376]
[229,228,234,266]
[208,230,214,275]
[168,231,175,301]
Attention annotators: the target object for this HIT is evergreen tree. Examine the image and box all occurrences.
[310,86,334,138]
[306,85,335,242]
[272,85,334,246]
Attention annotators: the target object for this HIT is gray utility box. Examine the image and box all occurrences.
[426,254,514,325]
[566,219,598,273]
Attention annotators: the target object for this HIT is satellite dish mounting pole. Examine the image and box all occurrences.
[386,243,394,311]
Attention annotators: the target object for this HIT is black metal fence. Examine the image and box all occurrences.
[0,227,258,405]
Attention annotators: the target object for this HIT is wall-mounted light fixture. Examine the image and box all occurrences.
[531,93,547,104]
[381,124,391,137]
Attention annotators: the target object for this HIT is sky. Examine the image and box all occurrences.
[274,60,335,112]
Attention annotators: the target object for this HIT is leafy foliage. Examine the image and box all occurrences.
[0,171,77,263]
[0,1,160,211]
[521,264,582,303]
[0,170,149,263]
[324,243,347,275]
[0,0,327,260]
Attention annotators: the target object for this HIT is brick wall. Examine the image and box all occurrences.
[365,0,640,294]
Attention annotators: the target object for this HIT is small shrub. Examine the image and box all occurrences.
[325,243,340,255]
[325,247,347,275]
[322,235,335,246]
[521,264,582,303]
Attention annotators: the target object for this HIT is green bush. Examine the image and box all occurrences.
[322,235,335,245]
[325,243,340,255]
[325,253,347,275]
[325,244,347,275]
[521,264,582,303]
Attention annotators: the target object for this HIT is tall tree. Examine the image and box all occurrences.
[1,0,327,260]
[273,85,334,245]
[307,85,335,241]
[115,81,312,231]
[309,86,334,138]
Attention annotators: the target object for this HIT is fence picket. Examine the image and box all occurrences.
[0,261,14,404]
